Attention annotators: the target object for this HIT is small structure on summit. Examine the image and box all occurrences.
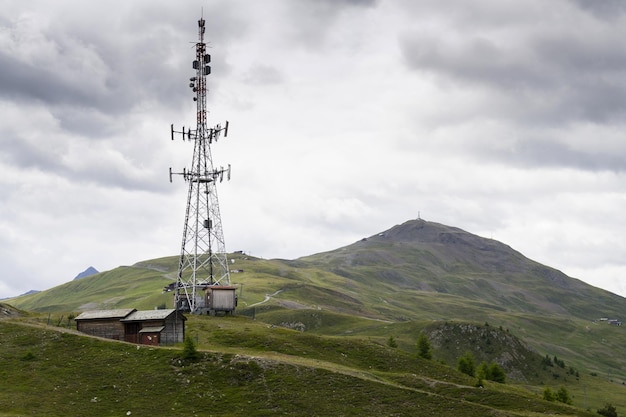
[74,308,186,345]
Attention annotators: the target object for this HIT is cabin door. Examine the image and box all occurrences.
[124,323,140,343]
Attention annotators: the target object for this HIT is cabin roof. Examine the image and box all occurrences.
[121,309,185,322]
[74,308,136,321]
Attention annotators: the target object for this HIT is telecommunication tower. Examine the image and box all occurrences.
[169,17,235,314]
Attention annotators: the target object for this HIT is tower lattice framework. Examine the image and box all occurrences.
[170,17,231,314]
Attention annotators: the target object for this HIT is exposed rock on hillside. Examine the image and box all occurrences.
[0,303,22,319]
[424,321,539,382]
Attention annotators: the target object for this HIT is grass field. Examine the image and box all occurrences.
[4,220,626,415]
[0,313,611,417]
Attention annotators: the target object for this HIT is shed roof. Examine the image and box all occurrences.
[75,308,136,321]
[121,309,185,322]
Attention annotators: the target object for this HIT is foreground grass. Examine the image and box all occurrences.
[0,317,598,417]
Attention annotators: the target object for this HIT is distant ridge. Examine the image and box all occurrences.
[7,219,625,322]
[73,266,99,280]
[0,289,40,300]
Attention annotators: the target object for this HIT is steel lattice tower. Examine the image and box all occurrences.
[169,17,232,314]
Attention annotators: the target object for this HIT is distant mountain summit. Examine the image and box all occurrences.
[73,266,99,280]
[8,218,625,325]
[299,218,625,320]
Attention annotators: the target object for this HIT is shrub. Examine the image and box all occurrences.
[477,361,506,384]
[458,352,475,377]
[477,362,489,380]
[541,354,553,368]
[181,335,200,362]
[597,403,617,417]
[488,363,506,383]
[556,386,572,405]
[542,387,556,402]
[416,333,432,360]
[387,336,398,348]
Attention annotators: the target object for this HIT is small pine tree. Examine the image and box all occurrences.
[458,351,475,377]
[387,335,398,348]
[182,335,200,362]
[477,362,489,381]
[416,333,432,360]
[542,354,553,368]
[488,362,506,383]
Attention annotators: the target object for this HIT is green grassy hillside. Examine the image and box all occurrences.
[5,219,626,414]
[0,315,600,417]
[8,258,175,312]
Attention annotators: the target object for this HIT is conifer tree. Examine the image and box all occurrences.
[458,352,476,377]
[417,333,432,360]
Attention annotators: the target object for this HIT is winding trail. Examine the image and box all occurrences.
[248,289,283,307]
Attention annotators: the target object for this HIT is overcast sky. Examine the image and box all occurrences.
[1,0,626,299]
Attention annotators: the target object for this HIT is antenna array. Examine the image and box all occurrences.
[169,17,233,314]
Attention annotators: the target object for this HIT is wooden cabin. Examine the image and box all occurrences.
[75,308,186,345]
[74,308,136,341]
[120,309,186,345]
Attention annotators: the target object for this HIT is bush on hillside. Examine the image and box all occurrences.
[543,387,556,402]
[477,361,506,384]
[387,335,398,348]
[597,403,618,417]
[457,352,475,377]
[556,386,572,405]
[542,386,572,405]
[416,333,432,360]
[181,335,200,362]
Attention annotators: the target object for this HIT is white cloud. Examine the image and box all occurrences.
[1,0,626,300]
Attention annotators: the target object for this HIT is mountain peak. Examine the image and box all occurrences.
[73,266,99,281]
[376,219,469,243]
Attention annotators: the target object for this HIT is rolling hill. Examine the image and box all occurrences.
[297,219,624,319]
[0,315,601,417]
[4,218,626,414]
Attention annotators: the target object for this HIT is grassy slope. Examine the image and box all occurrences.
[0,316,598,417]
[5,220,626,413]
[6,258,176,312]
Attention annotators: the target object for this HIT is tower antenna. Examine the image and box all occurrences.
[169,17,236,315]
